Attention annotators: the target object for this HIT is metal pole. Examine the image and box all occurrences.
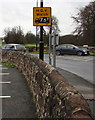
[39,0,44,60]
[36,0,38,7]
[36,28,38,51]
[36,0,38,51]
[53,33,56,67]
[49,26,52,65]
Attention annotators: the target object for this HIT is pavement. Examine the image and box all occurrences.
[0,64,37,119]
[57,67,95,118]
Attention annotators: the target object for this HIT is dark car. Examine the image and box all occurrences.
[56,44,89,56]
[0,46,2,49]
[1,44,26,52]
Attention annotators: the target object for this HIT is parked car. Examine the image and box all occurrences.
[56,44,89,56]
[0,46,2,49]
[1,44,27,52]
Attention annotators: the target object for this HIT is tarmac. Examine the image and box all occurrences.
[1,64,37,119]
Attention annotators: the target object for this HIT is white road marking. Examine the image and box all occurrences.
[84,58,94,62]
[0,82,11,84]
[0,96,11,98]
[0,73,10,75]
[0,65,11,99]
[0,68,8,70]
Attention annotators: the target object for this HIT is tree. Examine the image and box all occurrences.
[25,32,36,44]
[51,16,60,34]
[4,26,25,44]
[42,16,60,46]
[59,35,78,45]
[44,34,49,45]
[72,1,95,46]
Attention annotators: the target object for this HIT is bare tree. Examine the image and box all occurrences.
[72,1,95,45]
[51,16,60,34]
[4,26,25,44]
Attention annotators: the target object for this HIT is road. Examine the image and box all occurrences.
[0,64,37,119]
[44,54,94,85]
[32,54,94,84]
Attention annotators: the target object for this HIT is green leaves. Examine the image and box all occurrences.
[2,62,16,68]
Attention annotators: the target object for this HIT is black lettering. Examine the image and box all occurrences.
[44,9,47,12]
[37,13,40,16]
[36,9,39,12]
[40,9,47,12]
[36,13,48,16]
[40,9,43,12]
[45,13,48,16]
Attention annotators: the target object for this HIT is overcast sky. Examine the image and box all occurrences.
[0,0,93,37]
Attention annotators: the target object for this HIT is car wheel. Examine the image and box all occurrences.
[56,51,61,55]
[77,51,83,56]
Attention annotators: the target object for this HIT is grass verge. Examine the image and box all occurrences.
[2,62,16,68]
[24,44,47,47]
[89,52,95,56]
[30,51,49,54]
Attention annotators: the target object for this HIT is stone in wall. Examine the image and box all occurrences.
[1,51,93,119]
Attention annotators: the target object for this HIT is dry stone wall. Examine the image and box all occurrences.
[1,51,93,119]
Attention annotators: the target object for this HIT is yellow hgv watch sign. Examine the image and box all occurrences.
[33,7,52,26]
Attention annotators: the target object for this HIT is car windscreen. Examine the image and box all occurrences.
[3,45,15,49]
[72,45,78,48]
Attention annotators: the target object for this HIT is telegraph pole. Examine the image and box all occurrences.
[39,0,44,60]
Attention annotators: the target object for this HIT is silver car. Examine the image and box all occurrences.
[2,44,26,52]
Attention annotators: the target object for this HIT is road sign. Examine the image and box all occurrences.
[51,34,59,45]
[33,7,52,26]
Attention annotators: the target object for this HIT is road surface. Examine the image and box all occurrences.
[32,54,94,84]
[43,54,94,85]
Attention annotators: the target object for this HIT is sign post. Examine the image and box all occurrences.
[36,0,38,51]
[33,2,51,60]
[51,33,59,67]
[40,0,43,60]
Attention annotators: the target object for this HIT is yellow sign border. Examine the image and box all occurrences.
[33,7,52,26]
